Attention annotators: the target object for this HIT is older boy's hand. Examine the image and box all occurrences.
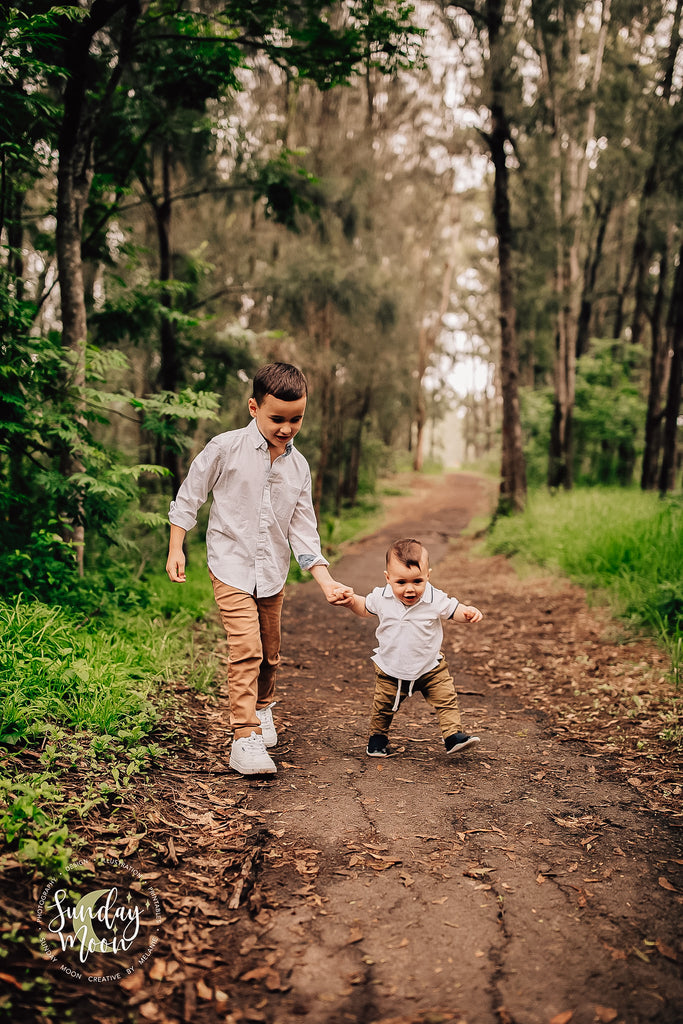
[166,550,186,583]
[461,604,483,623]
[326,583,355,605]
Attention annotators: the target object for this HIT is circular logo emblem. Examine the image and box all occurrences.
[36,855,162,984]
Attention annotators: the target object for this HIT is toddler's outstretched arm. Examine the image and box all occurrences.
[335,593,370,617]
[451,603,483,623]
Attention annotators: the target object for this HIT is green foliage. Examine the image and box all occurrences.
[0,581,220,871]
[0,299,219,602]
[486,487,683,687]
[252,150,324,230]
[520,340,647,487]
[0,600,161,745]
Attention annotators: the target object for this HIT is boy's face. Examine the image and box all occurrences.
[248,392,307,456]
[384,552,431,607]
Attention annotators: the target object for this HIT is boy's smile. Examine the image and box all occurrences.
[385,553,431,607]
[248,393,306,459]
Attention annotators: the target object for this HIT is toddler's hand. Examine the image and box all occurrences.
[328,586,355,606]
[461,604,483,623]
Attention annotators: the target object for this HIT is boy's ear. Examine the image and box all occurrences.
[247,397,258,417]
[384,570,390,582]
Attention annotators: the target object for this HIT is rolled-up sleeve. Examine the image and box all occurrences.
[288,475,328,572]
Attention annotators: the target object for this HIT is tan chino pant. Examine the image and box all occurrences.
[210,573,285,740]
[369,657,462,740]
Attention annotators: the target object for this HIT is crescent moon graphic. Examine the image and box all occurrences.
[73,889,114,954]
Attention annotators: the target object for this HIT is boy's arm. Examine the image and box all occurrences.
[308,563,355,605]
[450,603,483,623]
[166,524,187,583]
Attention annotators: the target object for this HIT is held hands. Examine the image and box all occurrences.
[326,583,355,606]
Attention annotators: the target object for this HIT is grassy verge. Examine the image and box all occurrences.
[485,488,683,687]
[0,562,220,879]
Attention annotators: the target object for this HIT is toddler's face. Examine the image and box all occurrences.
[384,553,431,607]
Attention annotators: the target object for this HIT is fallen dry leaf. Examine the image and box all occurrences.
[594,1007,618,1023]
[148,959,166,981]
[119,971,145,993]
[241,966,274,983]
[137,1002,159,1021]
[196,978,213,1000]
[549,1012,573,1024]
[346,927,364,944]
[655,939,678,961]
[0,973,23,991]
[658,876,677,892]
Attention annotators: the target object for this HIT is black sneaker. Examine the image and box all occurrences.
[445,732,480,754]
[366,733,391,757]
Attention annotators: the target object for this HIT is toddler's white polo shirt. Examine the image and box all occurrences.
[365,582,459,681]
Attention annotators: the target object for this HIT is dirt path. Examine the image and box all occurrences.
[9,472,682,1024]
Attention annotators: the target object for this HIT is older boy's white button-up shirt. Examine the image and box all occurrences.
[365,582,459,680]
[168,418,327,597]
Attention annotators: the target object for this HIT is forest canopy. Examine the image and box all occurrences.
[1,0,681,597]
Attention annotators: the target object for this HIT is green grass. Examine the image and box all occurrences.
[0,560,221,874]
[486,487,683,685]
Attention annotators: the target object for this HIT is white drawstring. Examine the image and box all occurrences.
[391,678,416,712]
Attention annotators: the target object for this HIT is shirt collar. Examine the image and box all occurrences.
[247,417,293,457]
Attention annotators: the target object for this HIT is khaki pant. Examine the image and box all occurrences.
[369,656,462,740]
[210,572,285,740]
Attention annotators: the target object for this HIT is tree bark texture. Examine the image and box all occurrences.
[487,0,526,512]
[55,0,139,573]
[536,0,611,489]
[658,242,683,494]
[635,0,681,488]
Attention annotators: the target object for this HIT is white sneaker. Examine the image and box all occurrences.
[229,731,277,775]
[255,702,277,748]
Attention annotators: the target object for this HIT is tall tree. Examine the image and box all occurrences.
[658,240,683,494]
[636,0,682,489]
[439,0,527,512]
[531,0,612,490]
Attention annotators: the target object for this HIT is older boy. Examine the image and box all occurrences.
[166,362,351,775]
[336,538,482,757]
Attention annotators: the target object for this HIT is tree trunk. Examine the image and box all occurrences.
[56,29,96,575]
[635,0,682,487]
[488,0,526,512]
[155,143,182,494]
[658,243,683,494]
[537,0,611,489]
[55,0,137,574]
[641,242,672,489]
[344,386,372,505]
[413,210,460,472]
[311,303,334,519]
[576,197,612,359]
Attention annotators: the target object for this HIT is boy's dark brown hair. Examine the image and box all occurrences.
[386,538,428,570]
[252,362,308,404]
